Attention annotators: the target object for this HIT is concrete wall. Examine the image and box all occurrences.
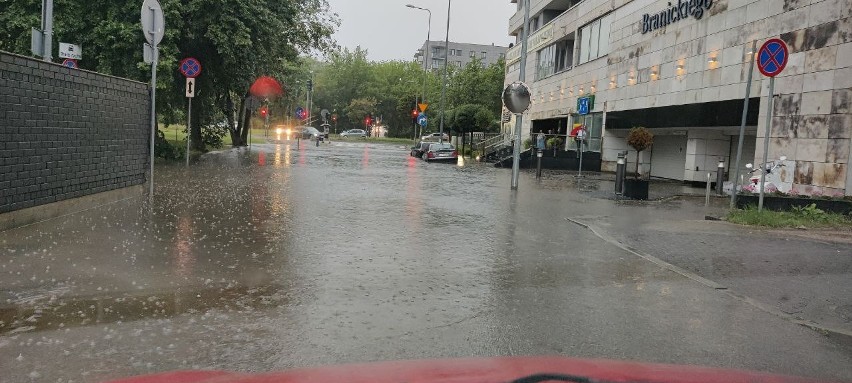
[0,51,149,214]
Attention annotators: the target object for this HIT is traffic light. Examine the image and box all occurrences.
[259,106,268,118]
[411,109,418,119]
[365,114,372,127]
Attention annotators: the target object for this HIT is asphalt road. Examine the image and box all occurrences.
[1,141,850,383]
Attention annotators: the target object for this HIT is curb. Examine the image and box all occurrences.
[565,217,852,344]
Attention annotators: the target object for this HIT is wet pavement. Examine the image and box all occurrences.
[1,140,851,382]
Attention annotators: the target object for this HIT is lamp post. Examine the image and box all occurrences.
[436,0,452,144]
[406,4,431,142]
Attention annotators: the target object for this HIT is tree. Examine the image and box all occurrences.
[627,127,654,178]
[346,97,377,127]
[0,0,338,150]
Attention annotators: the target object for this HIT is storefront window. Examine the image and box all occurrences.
[569,113,603,152]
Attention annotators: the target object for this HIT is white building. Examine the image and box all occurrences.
[504,0,851,195]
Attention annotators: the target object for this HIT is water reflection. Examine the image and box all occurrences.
[362,144,370,169]
[172,215,195,278]
[0,283,285,335]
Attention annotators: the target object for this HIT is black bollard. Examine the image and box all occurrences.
[716,159,726,196]
[536,149,543,179]
[615,151,627,194]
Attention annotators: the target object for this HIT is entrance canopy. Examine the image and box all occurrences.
[606,98,760,130]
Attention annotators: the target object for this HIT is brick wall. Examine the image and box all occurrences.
[0,51,150,214]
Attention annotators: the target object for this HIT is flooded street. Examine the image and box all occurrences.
[1,141,851,382]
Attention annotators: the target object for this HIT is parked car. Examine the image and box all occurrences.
[341,129,368,138]
[421,143,458,162]
[410,141,432,157]
[301,126,322,140]
[420,132,449,141]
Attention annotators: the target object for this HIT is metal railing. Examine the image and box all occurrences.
[478,134,511,160]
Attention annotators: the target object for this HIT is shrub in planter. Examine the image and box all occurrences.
[623,127,654,200]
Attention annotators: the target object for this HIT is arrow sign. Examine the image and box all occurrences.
[417,113,428,127]
[186,78,195,98]
[418,103,429,112]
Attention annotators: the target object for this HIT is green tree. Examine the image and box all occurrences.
[346,97,377,127]
[0,0,338,150]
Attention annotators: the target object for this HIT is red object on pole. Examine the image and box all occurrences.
[249,76,284,98]
[259,107,268,118]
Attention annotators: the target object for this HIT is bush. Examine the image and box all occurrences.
[154,130,186,160]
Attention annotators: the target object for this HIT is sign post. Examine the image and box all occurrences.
[179,57,201,167]
[730,40,758,209]
[755,38,788,211]
[141,0,165,198]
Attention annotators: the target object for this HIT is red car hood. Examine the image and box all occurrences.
[104,356,840,383]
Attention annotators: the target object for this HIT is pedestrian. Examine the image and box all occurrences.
[536,132,546,151]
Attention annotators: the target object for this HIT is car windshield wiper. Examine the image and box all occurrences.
[510,373,593,383]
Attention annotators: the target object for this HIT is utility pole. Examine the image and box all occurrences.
[41,0,54,61]
[437,0,451,144]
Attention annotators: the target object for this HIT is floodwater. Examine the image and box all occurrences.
[1,140,850,382]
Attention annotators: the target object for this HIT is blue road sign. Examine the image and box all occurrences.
[578,97,591,115]
[417,113,428,127]
[757,39,788,77]
[295,107,306,120]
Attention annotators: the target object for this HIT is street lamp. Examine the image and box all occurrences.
[437,0,452,144]
[406,4,431,141]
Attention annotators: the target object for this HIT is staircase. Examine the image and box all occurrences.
[477,134,513,163]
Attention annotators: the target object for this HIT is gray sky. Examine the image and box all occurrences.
[325,0,517,61]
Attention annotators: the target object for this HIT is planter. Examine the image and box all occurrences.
[623,179,649,200]
[735,195,852,214]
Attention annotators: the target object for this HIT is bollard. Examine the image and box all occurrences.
[705,173,712,208]
[316,136,320,147]
[615,151,626,194]
[536,149,543,179]
[297,137,300,149]
[716,159,725,196]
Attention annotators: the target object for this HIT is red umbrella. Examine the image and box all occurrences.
[249,76,284,98]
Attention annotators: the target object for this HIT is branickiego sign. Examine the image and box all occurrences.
[641,0,715,34]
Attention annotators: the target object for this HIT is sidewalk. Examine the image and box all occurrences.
[535,170,852,339]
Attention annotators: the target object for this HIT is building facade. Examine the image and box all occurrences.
[504,0,851,196]
[415,41,508,70]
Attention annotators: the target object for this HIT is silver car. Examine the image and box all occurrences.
[341,129,367,138]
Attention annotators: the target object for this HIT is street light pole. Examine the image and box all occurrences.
[437,0,451,144]
[406,4,432,142]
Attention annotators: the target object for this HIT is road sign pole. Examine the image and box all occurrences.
[186,97,191,167]
[731,40,757,209]
[41,0,54,61]
[511,0,530,190]
[758,76,774,212]
[148,44,157,198]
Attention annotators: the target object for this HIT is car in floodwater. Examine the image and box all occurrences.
[410,141,432,157]
[301,126,322,140]
[420,143,457,162]
[420,132,449,141]
[341,129,368,138]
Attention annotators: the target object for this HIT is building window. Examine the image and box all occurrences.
[578,13,612,64]
[499,53,506,60]
[455,61,463,67]
[481,51,487,58]
[535,37,573,80]
[470,51,476,58]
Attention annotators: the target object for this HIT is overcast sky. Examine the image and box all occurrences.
[324,0,517,62]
